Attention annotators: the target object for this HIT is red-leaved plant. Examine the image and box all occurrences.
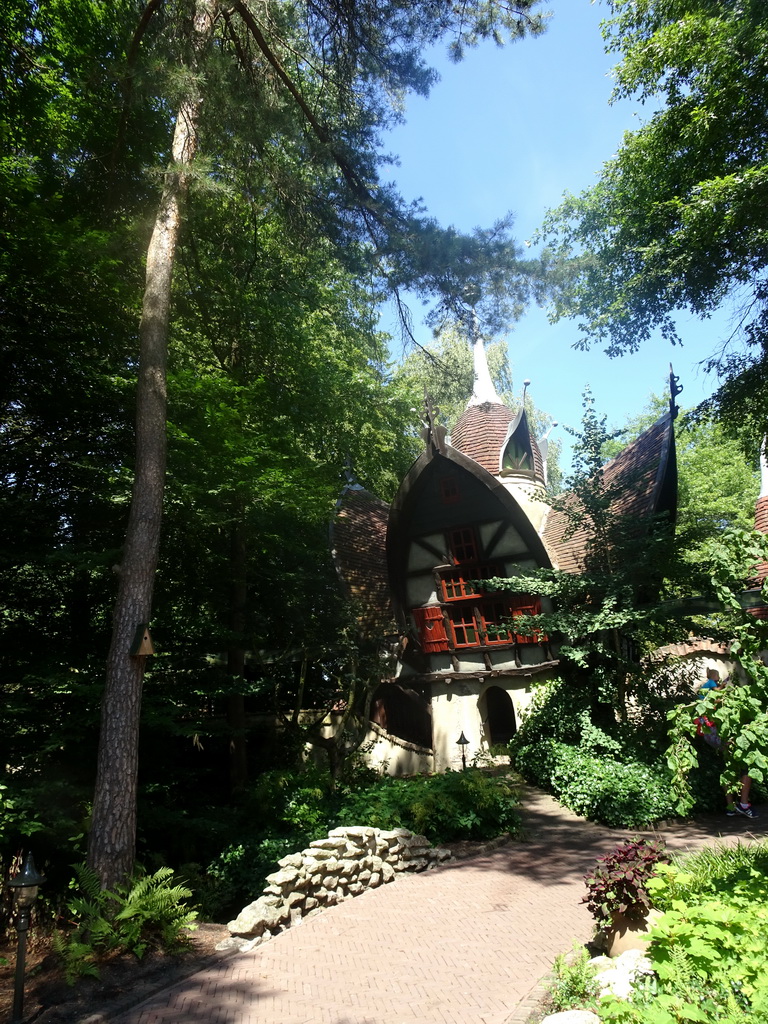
[583,837,668,933]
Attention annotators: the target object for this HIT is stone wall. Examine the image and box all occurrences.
[220,826,452,952]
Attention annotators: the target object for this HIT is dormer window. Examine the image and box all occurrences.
[502,437,532,472]
[501,411,535,476]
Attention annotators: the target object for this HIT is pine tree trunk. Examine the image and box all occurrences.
[88,3,216,889]
[227,517,249,794]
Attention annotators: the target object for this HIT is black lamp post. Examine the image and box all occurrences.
[8,852,46,1024]
[457,731,469,770]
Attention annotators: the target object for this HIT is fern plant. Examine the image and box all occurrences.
[112,867,197,957]
[55,864,197,984]
[547,947,600,1014]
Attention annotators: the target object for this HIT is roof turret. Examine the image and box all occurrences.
[450,334,545,487]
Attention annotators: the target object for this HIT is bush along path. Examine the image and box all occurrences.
[104,786,768,1024]
[540,839,768,1023]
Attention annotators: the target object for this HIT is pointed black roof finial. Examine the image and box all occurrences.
[420,392,447,455]
[342,457,364,491]
[669,364,683,420]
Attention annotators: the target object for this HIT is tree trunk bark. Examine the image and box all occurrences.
[227,517,249,794]
[88,3,217,890]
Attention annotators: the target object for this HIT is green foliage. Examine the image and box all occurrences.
[554,842,768,1024]
[511,678,679,828]
[334,768,521,844]
[649,842,768,911]
[54,865,197,984]
[487,388,689,749]
[547,947,601,1015]
[514,739,677,828]
[193,836,297,922]
[247,766,338,840]
[595,842,768,1023]
[600,958,758,1024]
[665,526,768,812]
[4,0,552,890]
[543,0,768,449]
[674,415,759,576]
[174,766,521,919]
[584,837,668,932]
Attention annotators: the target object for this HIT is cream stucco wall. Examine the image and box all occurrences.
[361,721,434,775]
[430,674,549,771]
[497,476,551,535]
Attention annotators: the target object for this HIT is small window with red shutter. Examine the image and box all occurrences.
[412,606,450,652]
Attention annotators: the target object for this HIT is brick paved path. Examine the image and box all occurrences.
[111,788,768,1024]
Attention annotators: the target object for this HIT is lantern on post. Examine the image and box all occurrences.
[457,731,469,770]
[8,852,46,1024]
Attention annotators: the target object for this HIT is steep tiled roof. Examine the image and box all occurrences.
[544,414,676,573]
[450,402,513,473]
[751,495,768,585]
[450,403,545,481]
[330,487,394,636]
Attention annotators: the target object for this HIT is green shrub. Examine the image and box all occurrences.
[596,841,768,1023]
[647,841,768,911]
[54,864,196,983]
[195,834,298,921]
[513,739,677,827]
[334,768,521,844]
[188,767,520,919]
[547,947,600,1015]
[512,678,588,746]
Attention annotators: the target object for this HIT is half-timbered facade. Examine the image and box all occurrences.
[332,337,679,773]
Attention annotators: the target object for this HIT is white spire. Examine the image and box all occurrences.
[760,437,768,498]
[466,313,500,407]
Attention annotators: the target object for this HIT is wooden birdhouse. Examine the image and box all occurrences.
[130,624,155,657]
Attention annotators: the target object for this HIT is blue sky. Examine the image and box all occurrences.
[380,1,731,456]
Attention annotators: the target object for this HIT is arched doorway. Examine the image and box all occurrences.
[482,686,517,746]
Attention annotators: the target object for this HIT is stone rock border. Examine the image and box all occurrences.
[218,826,452,953]
[536,949,654,1024]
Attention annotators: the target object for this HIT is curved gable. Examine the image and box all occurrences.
[386,446,552,627]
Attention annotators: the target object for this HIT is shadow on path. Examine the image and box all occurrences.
[107,785,768,1024]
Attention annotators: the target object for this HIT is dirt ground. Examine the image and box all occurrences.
[0,922,231,1023]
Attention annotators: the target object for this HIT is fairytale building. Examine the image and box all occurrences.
[331,338,679,773]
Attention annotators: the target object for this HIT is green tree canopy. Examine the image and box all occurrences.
[542,0,768,448]
[3,0,553,886]
[603,392,760,584]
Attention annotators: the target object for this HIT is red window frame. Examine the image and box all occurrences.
[441,570,480,601]
[447,526,479,565]
[440,477,460,505]
[509,596,547,643]
[448,608,479,648]
[439,562,502,603]
[480,600,516,645]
